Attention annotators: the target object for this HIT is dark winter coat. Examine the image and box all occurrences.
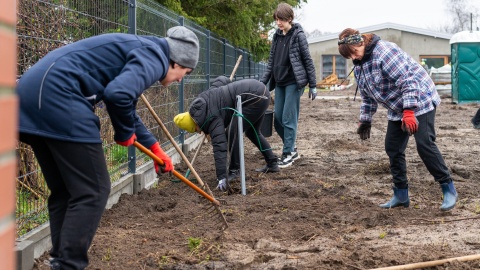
[189,78,269,179]
[17,33,170,148]
[261,23,316,91]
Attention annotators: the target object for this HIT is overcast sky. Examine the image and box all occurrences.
[294,0,480,34]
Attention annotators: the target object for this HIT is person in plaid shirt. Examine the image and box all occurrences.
[338,28,457,211]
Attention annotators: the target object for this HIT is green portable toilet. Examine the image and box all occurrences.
[450,30,480,104]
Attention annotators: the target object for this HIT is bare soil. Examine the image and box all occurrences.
[34,87,480,270]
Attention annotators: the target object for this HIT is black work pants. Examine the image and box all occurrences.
[385,108,451,187]
[228,93,277,170]
[20,134,111,270]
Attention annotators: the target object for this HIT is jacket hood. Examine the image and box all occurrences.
[209,76,231,89]
[188,97,207,129]
[275,23,302,36]
[139,35,164,46]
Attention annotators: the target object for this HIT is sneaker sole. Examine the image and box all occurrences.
[278,154,300,161]
[256,169,280,173]
[278,162,293,168]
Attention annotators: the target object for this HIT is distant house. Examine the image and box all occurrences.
[307,22,453,82]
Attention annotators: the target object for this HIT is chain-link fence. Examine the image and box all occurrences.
[15,0,266,238]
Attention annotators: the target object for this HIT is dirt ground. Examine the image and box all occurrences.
[34,86,480,270]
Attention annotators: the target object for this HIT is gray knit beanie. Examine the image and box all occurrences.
[165,26,199,70]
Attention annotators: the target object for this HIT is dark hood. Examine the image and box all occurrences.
[188,97,207,129]
[275,23,302,37]
[139,35,168,48]
[209,76,231,89]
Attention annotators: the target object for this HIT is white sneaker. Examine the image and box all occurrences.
[278,152,295,168]
[291,151,300,161]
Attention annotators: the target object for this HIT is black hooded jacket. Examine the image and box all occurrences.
[261,23,316,91]
[189,77,269,180]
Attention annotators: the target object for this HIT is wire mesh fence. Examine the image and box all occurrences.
[15,0,267,238]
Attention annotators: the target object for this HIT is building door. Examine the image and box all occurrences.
[322,55,347,80]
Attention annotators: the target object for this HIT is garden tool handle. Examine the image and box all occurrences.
[230,55,242,81]
[139,94,209,191]
[185,134,206,178]
[133,141,220,206]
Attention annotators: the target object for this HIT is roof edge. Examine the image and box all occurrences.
[308,22,453,44]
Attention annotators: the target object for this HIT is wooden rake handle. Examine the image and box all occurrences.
[184,135,206,178]
[133,141,220,206]
[230,55,242,81]
[139,94,210,194]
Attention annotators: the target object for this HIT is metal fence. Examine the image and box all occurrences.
[15,0,266,238]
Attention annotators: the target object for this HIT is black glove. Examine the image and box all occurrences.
[357,122,371,140]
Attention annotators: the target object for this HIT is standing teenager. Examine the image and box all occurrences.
[261,2,317,168]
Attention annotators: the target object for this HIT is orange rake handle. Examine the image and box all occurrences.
[133,141,220,206]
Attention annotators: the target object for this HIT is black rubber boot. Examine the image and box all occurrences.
[255,159,280,173]
[227,169,239,182]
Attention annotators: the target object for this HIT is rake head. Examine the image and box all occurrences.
[133,141,228,230]
[202,198,228,230]
[196,184,229,230]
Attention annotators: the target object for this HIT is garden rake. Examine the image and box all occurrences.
[133,141,228,230]
[139,94,228,230]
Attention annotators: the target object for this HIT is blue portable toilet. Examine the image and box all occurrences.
[450,30,480,104]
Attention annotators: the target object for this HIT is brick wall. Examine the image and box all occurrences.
[0,0,18,269]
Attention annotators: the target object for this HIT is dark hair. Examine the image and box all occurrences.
[338,28,375,58]
[273,2,294,22]
[169,60,193,74]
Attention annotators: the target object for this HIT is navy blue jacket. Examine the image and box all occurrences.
[17,33,170,147]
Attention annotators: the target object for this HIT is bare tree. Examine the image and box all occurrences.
[442,0,479,33]
[305,29,331,39]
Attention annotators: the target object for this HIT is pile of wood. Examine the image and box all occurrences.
[316,73,350,88]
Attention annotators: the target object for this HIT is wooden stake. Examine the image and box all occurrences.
[371,253,480,270]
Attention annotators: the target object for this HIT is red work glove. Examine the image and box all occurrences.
[116,134,136,147]
[401,110,418,136]
[149,142,173,173]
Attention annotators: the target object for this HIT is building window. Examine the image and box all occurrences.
[420,55,451,70]
[322,55,347,80]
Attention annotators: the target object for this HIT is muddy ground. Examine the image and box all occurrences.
[34,87,480,270]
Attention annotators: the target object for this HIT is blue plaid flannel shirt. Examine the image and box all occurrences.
[355,40,440,122]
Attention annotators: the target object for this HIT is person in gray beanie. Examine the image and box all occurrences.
[16,26,199,270]
[165,26,200,69]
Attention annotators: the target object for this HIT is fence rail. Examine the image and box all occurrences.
[15,0,266,238]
